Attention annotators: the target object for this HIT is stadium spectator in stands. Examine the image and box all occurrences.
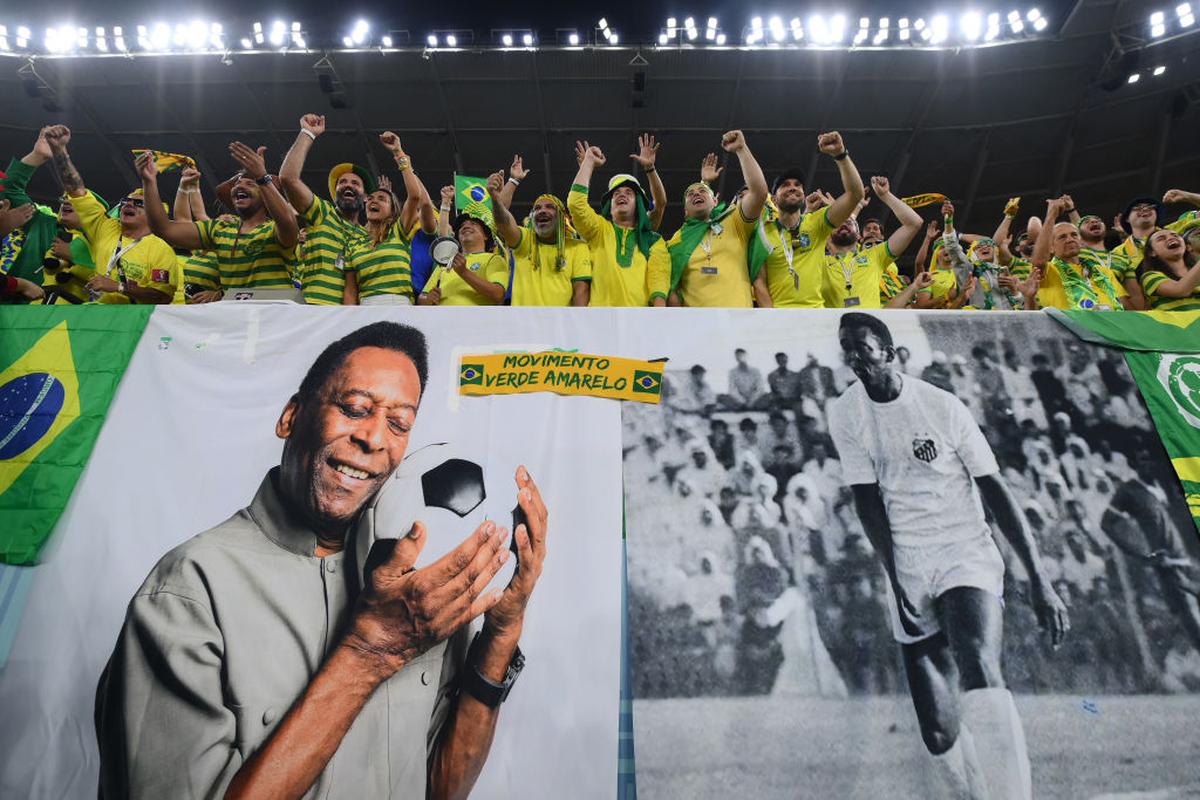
[665,130,770,307]
[342,177,415,305]
[569,142,669,306]
[1109,192,1200,307]
[1,128,66,303]
[486,172,591,306]
[707,418,737,470]
[1029,197,1126,310]
[417,215,507,306]
[823,176,922,309]
[719,348,765,408]
[139,142,298,302]
[761,133,865,308]
[735,536,789,694]
[1136,228,1200,311]
[43,126,179,304]
[667,365,716,415]
[940,202,1030,310]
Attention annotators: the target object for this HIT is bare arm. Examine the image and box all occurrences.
[437,186,454,237]
[886,271,933,308]
[976,473,1068,645]
[229,142,298,249]
[1031,198,1062,270]
[498,155,529,211]
[42,126,85,197]
[630,134,666,230]
[872,176,922,259]
[485,171,522,249]
[174,167,203,223]
[849,484,926,640]
[571,280,590,307]
[342,270,360,305]
[1145,262,1200,298]
[380,132,432,234]
[723,130,768,222]
[912,221,939,279]
[819,132,866,229]
[450,254,505,305]
[279,114,323,214]
[993,202,1018,266]
[135,152,204,250]
[752,270,772,308]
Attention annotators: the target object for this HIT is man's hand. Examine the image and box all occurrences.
[85,275,120,294]
[343,519,510,679]
[300,114,326,137]
[924,219,941,241]
[485,170,505,202]
[1004,196,1021,217]
[180,166,201,190]
[870,176,891,198]
[574,140,588,166]
[1044,195,1067,221]
[817,131,846,156]
[484,466,550,640]
[450,252,468,276]
[50,238,74,262]
[509,154,530,181]
[13,276,45,302]
[1030,579,1070,647]
[440,185,455,208]
[1111,214,1126,235]
[379,131,405,156]
[424,287,442,305]
[377,175,393,193]
[0,201,35,239]
[135,150,159,183]
[229,142,269,180]
[583,144,606,167]
[630,133,660,169]
[1163,189,1200,206]
[188,289,224,304]
[701,152,724,184]
[43,124,71,152]
[31,127,54,162]
[805,189,834,213]
[721,130,747,153]
[913,271,934,290]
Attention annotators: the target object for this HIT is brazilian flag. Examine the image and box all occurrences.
[0,306,151,564]
[460,363,485,386]
[455,175,495,232]
[631,370,662,396]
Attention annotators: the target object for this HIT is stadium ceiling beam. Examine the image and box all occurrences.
[31,60,138,188]
[427,54,465,175]
[961,129,993,228]
[529,52,553,195]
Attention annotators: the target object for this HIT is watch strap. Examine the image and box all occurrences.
[458,636,524,708]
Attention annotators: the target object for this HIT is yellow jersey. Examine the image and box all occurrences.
[194,218,298,291]
[346,223,415,301]
[762,209,835,308]
[73,191,180,304]
[567,185,670,306]
[822,243,895,309]
[668,208,757,308]
[421,251,509,305]
[1037,257,1126,310]
[510,229,592,306]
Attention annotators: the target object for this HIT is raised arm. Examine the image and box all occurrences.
[1143,259,1200,298]
[1061,194,1081,226]
[976,473,1068,646]
[872,176,922,258]
[229,142,298,249]
[278,114,323,213]
[1031,197,1063,270]
[566,142,606,242]
[630,134,667,230]
[818,132,866,229]
[135,152,203,249]
[42,125,85,197]
[380,131,432,233]
[485,171,522,249]
[993,198,1019,266]
[437,186,454,237]
[912,219,940,279]
[940,202,974,288]
[886,270,933,308]
[498,155,529,210]
[723,130,767,221]
[174,166,205,222]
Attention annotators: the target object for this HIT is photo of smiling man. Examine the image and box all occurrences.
[95,321,549,799]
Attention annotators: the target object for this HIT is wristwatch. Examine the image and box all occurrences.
[458,634,525,708]
[254,174,273,186]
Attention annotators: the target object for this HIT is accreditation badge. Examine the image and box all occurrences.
[701,267,718,275]
[844,296,861,307]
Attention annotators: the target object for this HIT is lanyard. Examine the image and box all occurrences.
[106,235,144,279]
[836,251,854,290]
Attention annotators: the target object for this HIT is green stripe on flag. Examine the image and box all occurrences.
[0,306,151,564]
[1047,308,1200,353]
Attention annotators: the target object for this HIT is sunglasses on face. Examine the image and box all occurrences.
[1131,204,1156,212]
[120,197,146,208]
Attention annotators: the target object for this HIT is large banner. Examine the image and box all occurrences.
[3,306,1200,799]
[620,310,1200,799]
[0,305,625,799]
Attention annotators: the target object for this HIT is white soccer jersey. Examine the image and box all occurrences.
[827,375,999,547]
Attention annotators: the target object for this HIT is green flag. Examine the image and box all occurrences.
[455,174,495,232]
[0,306,151,564]
[1049,308,1200,530]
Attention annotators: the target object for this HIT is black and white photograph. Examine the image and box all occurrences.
[623,310,1200,799]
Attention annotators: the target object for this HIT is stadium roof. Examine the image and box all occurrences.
[2,0,1198,235]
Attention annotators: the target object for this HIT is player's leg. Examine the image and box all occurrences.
[901,636,988,799]
[937,586,1031,800]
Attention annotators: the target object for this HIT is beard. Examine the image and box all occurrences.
[337,192,365,216]
[831,231,857,247]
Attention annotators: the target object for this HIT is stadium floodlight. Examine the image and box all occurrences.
[252,21,264,45]
[0,26,8,52]
[268,21,285,47]
[77,26,88,49]
[15,26,29,48]
[874,28,889,44]
[1154,65,1167,75]
[1026,9,1040,22]
[1033,16,1047,30]
[659,33,668,44]
[790,17,803,40]
[1179,4,1196,26]
[686,17,699,40]
[502,33,513,46]
[880,17,891,28]
[445,34,457,47]
[209,22,224,50]
[523,32,534,46]
[95,26,107,52]
[427,33,438,47]
[930,14,949,43]
[830,14,846,42]
[610,33,620,44]
[706,17,717,40]
[961,11,983,40]
[351,19,369,44]
[769,16,785,42]
[569,31,580,45]
[112,26,126,51]
[667,17,677,29]
[854,28,867,45]
[151,22,171,50]
[342,36,353,47]
[1150,11,1166,37]
[1128,72,1140,83]
[1007,10,1024,33]
[173,23,189,47]
[808,14,828,44]
[381,35,393,47]
[898,17,911,40]
[290,21,305,49]
[716,33,726,44]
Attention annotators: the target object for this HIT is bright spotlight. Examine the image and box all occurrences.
[961,11,983,40]
[569,32,580,45]
[342,36,353,48]
[269,21,285,46]
[769,16,785,41]
[1154,65,1167,75]
[1128,72,1140,83]
[808,14,828,43]
[382,35,393,47]
[446,34,457,47]
[151,22,170,50]
[252,21,264,45]
[790,18,803,40]
[716,33,726,44]
[502,33,513,46]
[427,34,437,47]
[1150,11,1167,36]
[352,19,368,45]
[930,14,950,43]
[522,32,534,46]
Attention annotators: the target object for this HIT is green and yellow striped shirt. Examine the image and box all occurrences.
[346,223,415,301]
[1140,270,1200,312]
[181,249,220,291]
[300,197,369,305]
[194,218,297,290]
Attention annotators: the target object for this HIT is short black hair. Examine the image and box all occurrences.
[297,322,429,403]
[839,312,893,348]
[861,217,882,228]
[735,348,747,356]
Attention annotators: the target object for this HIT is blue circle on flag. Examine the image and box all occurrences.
[0,373,66,460]
[469,186,487,202]
[639,376,654,388]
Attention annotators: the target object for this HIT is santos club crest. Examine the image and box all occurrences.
[912,437,938,463]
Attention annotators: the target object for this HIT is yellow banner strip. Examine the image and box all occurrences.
[459,352,665,403]
[900,192,949,209]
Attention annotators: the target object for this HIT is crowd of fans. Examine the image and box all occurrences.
[3,118,1200,310]
[625,336,1200,700]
